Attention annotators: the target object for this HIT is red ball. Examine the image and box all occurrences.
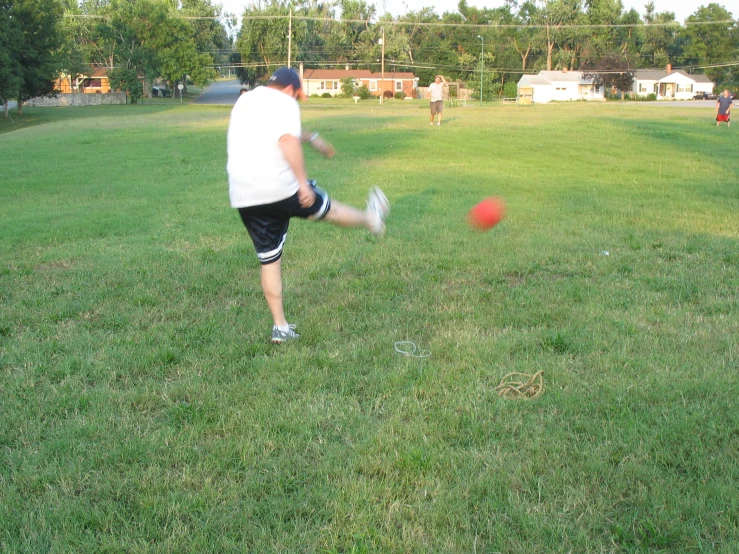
[468,197,505,230]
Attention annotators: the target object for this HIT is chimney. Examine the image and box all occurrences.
[666,63,672,73]
[299,62,303,78]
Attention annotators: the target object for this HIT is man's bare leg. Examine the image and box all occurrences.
[261,260,286,328]
[323,188,388,237]
[323,201,372,228]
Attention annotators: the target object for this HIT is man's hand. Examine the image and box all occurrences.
[303,131,336,159]
[298,182,316,208]
[312,136,336,158]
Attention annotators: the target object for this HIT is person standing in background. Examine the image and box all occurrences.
[716,89,732,127]
[428,75,448,126]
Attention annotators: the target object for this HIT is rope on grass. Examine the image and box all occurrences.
[394,341,431,358]
[496,370,544,399]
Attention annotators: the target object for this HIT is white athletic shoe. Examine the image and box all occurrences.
[271,324,299,344]
[367,186,390,237]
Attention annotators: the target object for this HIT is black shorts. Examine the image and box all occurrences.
[237,180,331,265]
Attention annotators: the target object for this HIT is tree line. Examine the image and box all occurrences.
[2,0,229,114]
[235,0,738,98]
[1,0,737,115]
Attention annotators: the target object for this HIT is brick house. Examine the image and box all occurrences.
[300,67,418,99]
[57,67,113,94]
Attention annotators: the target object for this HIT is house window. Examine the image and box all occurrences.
[370,81,377,91]
[395,81,402,91]
[556,87,566,91]
[640,84,647,92]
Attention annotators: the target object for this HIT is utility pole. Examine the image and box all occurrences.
[380,27,385,104]
[478,35,484,107]
[287,9,292,68]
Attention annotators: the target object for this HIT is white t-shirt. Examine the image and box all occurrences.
[227,86,302,208]
[428,81,444,102]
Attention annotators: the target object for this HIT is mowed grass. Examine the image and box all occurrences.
[1,99,738,553]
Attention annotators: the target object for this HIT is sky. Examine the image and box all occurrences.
[216,0,716,23]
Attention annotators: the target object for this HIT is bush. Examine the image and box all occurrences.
[394,91,405,100]
[108,67,143,104]
[310,93,320,98]
[646,93,657,101]
[383,90,393,99]
[356,86,372,100]
[503,81,518,98]
[340,77,356,98]
[321,92,332,98]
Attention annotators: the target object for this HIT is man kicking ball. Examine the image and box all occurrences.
[227,67,389,344]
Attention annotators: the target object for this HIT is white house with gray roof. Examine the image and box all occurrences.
[631,69,714,100]
[517,70,604,103]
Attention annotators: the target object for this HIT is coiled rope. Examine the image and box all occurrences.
[496,370,544,399]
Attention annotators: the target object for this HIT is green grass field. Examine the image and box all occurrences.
[1,99,738,553]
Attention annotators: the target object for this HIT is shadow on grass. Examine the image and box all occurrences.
[0,103,182,135]
[603,116,738,171]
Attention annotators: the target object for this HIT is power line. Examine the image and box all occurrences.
[215,57,739,74]
[63,13,738,29]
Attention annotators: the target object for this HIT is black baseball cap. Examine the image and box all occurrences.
[267,67,306,99]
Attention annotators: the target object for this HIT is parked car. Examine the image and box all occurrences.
[152,85,170,97]
[692,92,717,100]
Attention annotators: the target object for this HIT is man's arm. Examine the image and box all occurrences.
[300,130,336,158]
[278,134,315,208]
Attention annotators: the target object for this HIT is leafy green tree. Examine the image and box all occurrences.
[582,52,635,99]
[615,8,644,59]
[236,1,291,84]
[680,4,737,85]
[640,2,680,68]
[535,0,585,70]
[389,8,446,85]
[340,77,356,97]
[0,0,23,115]
[10,0,65,114]
[58,1,92,93]
[180,0,229,87]
[509,1,541,70]
[109,66,143,102]
[582,0,624,61]
[74,0,219,97]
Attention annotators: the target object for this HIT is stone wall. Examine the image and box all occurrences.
[25,92,127,107]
